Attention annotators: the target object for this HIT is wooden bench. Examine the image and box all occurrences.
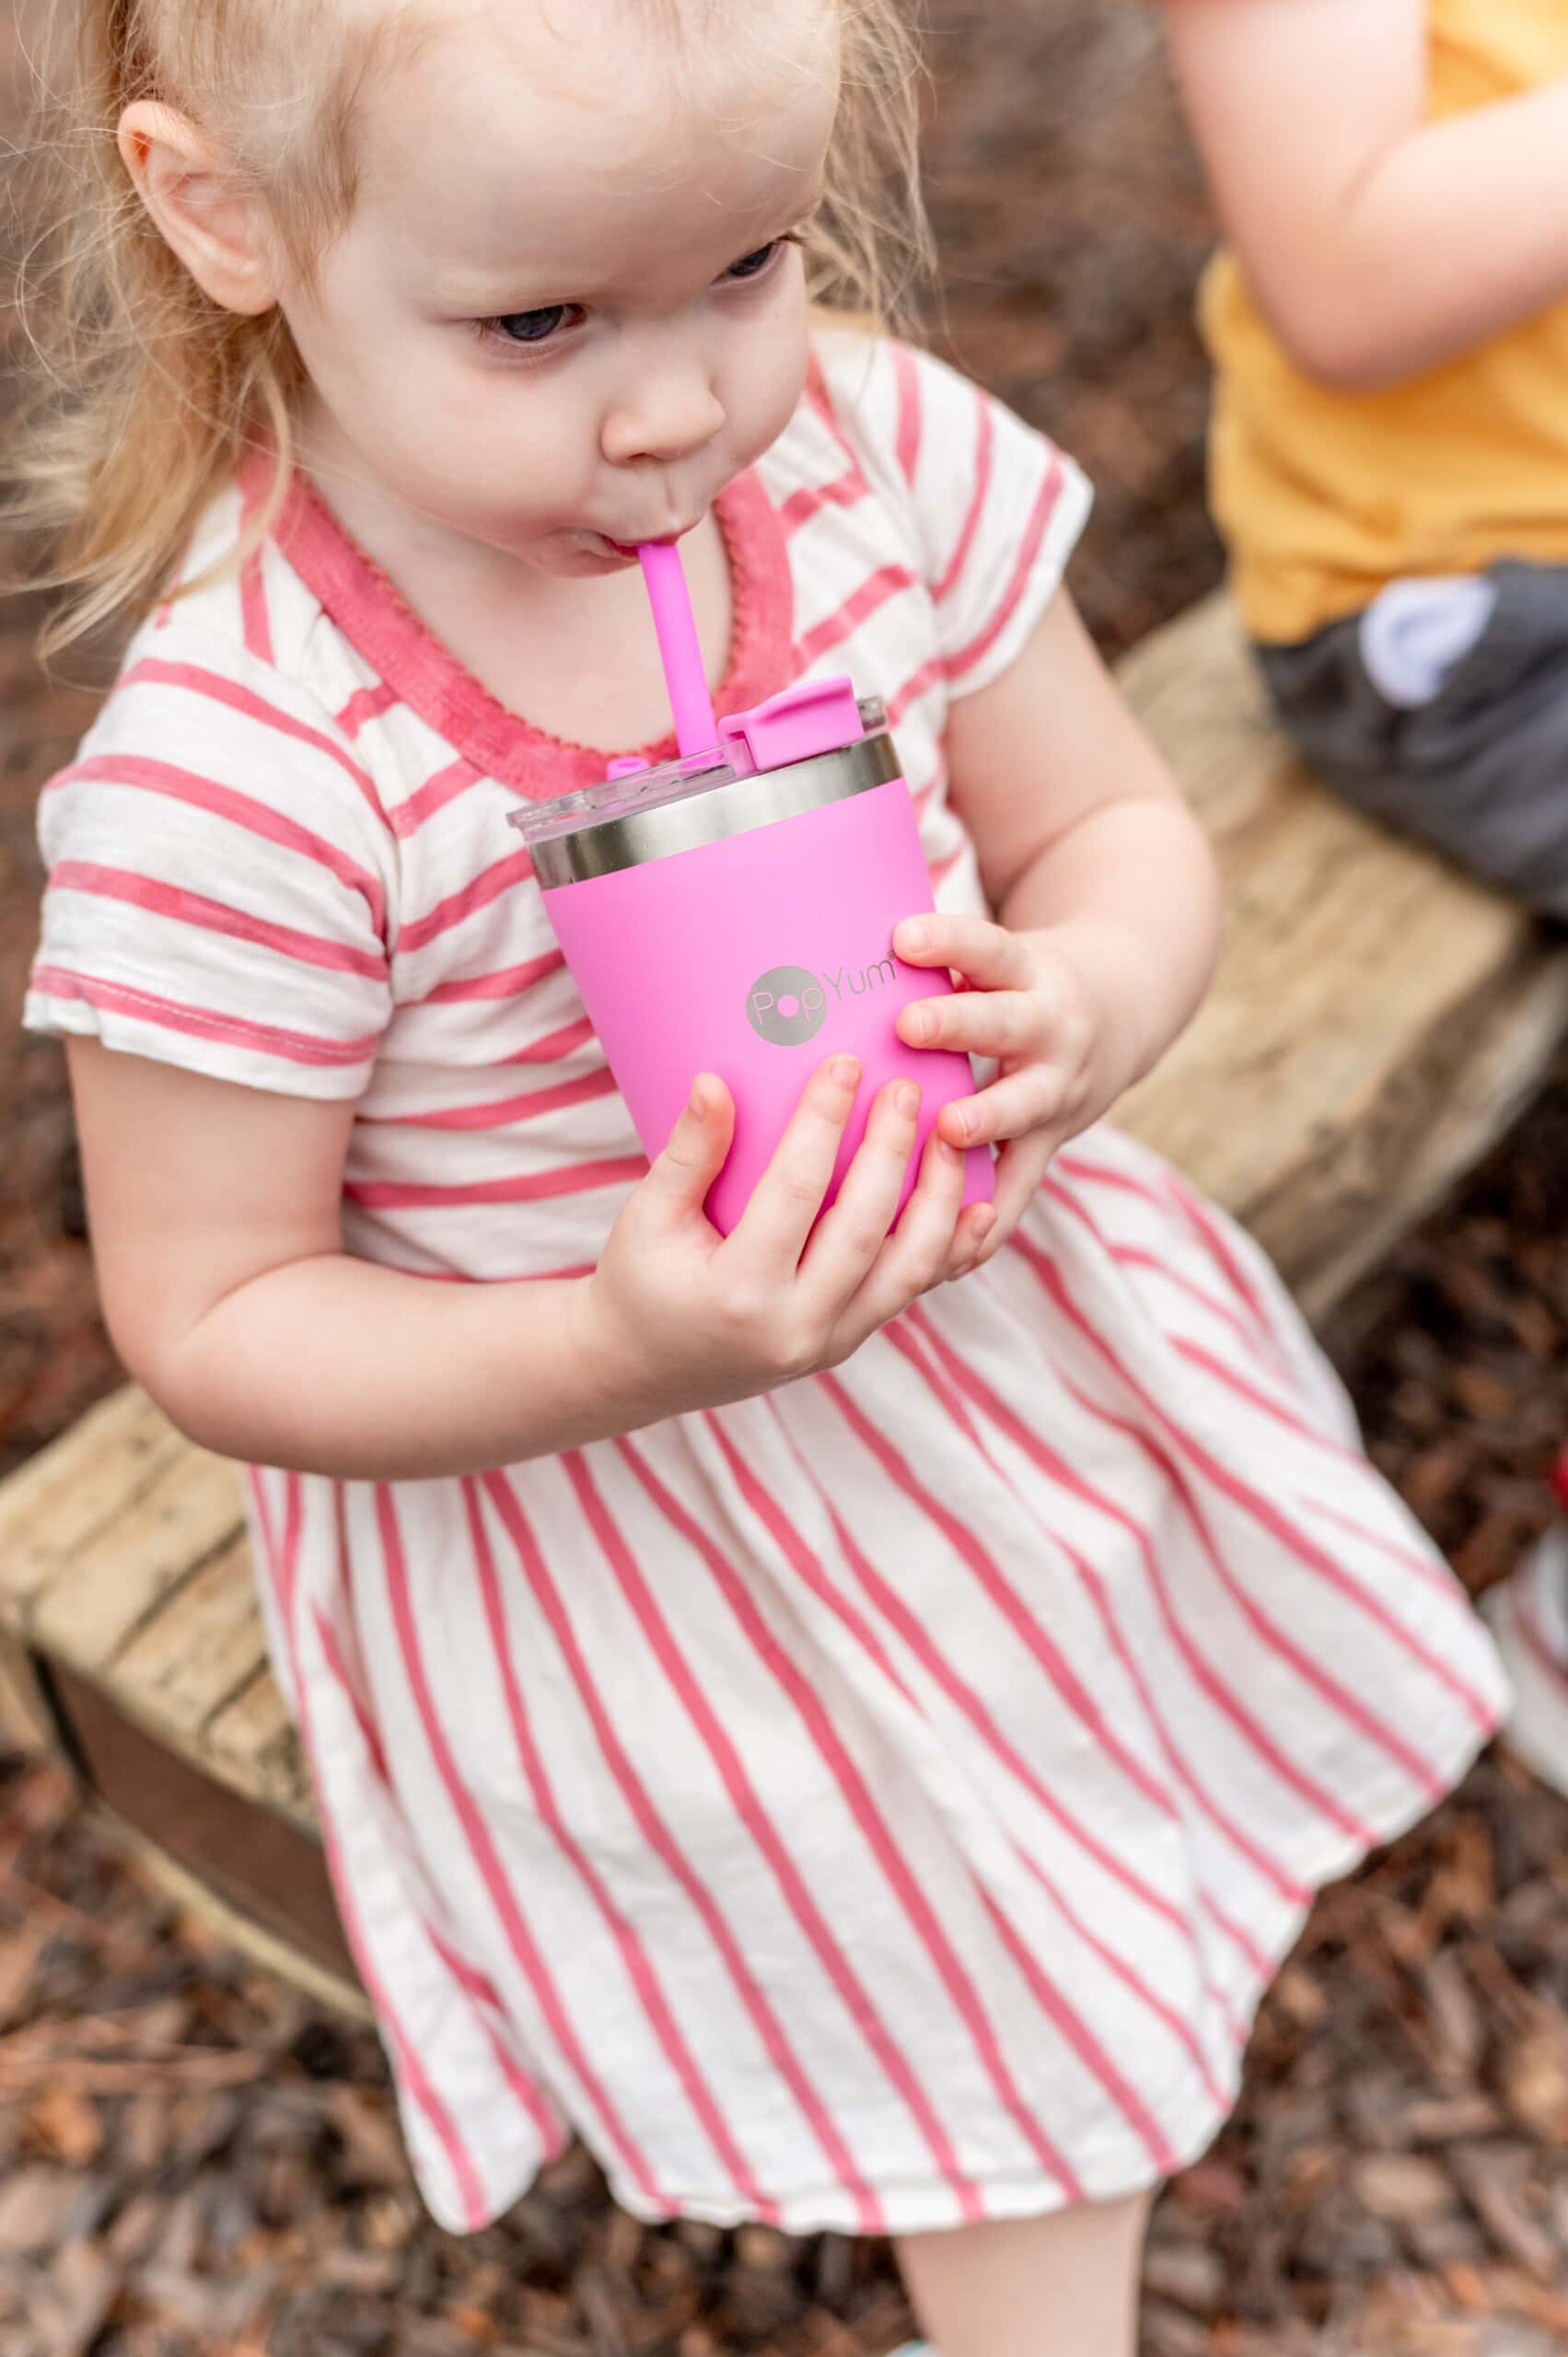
[5,589,1568,2025]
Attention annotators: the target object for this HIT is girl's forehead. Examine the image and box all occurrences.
[347,0,838,284]
[356,0,838,209]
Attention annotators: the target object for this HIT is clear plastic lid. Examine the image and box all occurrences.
[506,681,885,850]
[508,751,735,852]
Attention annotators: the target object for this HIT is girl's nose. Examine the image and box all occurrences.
[600,372,726,468]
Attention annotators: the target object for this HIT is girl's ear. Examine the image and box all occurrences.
[118,101,281,317]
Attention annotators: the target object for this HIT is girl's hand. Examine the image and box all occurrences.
[892,911,1142,1265]
[579,1055,996,1424]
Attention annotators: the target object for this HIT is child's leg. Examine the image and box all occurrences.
[1481,1448,1568,1799]
[893,2193,1152,2357]
[1255,560,1568,921]
[1482,1526,1568,1794]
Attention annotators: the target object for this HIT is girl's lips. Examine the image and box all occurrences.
[602,529,691,559]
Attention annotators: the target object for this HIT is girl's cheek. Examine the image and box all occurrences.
[741,334,809,455]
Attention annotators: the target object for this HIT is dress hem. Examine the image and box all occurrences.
[427,1711,1501,2239]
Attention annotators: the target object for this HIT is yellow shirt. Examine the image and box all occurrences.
[1203,0,1568,644]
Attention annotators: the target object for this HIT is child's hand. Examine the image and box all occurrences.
[579,1056,995,1425]
[892,912,1141,1265]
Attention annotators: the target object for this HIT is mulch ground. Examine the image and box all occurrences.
[5,3,1568,2351]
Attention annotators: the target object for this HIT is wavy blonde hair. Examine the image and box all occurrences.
[6,0,932,665]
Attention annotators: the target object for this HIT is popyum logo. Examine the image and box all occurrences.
[746,966,829,1046]
[745,956,900,1046]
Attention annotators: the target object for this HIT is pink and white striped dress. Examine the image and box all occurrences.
[26,332,1506,2236]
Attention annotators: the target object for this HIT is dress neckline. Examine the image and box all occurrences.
[252,452,796,798]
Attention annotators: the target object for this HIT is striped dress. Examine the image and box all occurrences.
[26,331,1507,2237]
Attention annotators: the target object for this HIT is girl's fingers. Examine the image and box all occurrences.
[971,1132,1057,1264]
[727,1052,864,1271]
[640,1074,735,1222]
[945,1196,998,1278]
[900,986,1042,1060]
[893,912,1034,989]
[797,1074,925,1304]
[839,1120,970,1337]
[937,1063,1071,1150]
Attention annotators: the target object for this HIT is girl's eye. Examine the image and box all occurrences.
[724,240,784,283]
[485,304,582,348]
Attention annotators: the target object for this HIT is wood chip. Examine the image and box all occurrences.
[32,2236,120,2357]
[26,2086,102,2168]
[1450,2148,1560,2283]
[1142,2240,1225,2314]
[0,2169,75,2254]
[1354,2154,1454,2223]
[1502,2024,1568,2143]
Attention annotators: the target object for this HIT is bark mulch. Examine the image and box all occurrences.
[5,2,1568,2351]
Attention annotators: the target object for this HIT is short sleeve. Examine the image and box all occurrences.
[817,334,1094,702]
[25,623,399,1099]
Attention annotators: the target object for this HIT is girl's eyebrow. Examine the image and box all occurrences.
[431,262,563,308]
[430,189,827,310]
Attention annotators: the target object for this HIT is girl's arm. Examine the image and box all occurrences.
[64,1027,981,1483]
[945,586,1220,1093]
[64,1041,628,1479]
[891,586,1219,1260]
[1163,0,1568,389]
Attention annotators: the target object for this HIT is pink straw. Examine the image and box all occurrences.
[637,540,718,759]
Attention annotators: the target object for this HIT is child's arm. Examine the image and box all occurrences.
[65,1037,984,1483]
[1163,0,1568,389]
[894,586,1220,1259]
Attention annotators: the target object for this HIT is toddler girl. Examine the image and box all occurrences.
[12,1,1505,2348]
[1156,0,1568,1804]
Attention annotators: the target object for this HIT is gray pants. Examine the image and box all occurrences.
[1257,559,1568,922]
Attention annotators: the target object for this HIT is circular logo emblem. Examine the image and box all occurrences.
[745,964,828,1047]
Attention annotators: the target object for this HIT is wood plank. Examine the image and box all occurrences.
[1112,594,1568,1309]
[104,1530,266,1731]
[94,1530,315,1819]
[99,1806,371,2022]
[0,1387,206,1617]
[26,1443,244,1675]
[0,1626,57,1752]
[46,1659,359,1993]
[201,1659,313,1825]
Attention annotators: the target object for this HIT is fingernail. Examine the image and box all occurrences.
[830,1054,861,1090]
[971,1206,997,1240]
[894,1080,920,1119]
[687,1080,705,1120]
[909,1006,934,1045]
[901,921,930,953]
[952,1106,973,1142]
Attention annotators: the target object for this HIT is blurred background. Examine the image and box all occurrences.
[4,4,1568,2352]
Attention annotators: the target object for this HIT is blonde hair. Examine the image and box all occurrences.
[6,0,933,665]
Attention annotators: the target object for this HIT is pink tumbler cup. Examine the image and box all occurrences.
[509,676,994,1236]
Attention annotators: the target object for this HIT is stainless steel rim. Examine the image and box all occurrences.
[529,731,902,888]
